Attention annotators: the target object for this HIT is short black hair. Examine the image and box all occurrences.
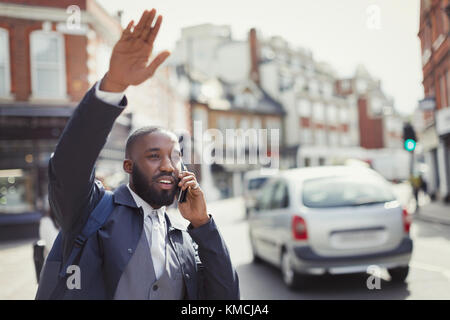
[125,126,178,158]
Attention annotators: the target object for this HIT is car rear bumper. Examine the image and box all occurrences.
[291,237,413,275]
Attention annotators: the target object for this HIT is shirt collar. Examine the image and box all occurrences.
[127,184,166,220]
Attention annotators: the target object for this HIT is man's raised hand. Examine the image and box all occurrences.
[100,9,171,92]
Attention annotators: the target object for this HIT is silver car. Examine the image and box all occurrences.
[248,166,413,289]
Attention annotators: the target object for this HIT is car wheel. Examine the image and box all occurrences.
[388,266,409,283]
[281,250,304,290]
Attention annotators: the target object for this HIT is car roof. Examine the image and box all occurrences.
[277,165,382,183]
[243,169,279,180]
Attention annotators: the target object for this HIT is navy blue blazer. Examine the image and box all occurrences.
[41,84,240,299]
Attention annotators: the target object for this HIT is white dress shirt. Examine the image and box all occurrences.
[95,79,125,106]
[127,184,167,280]
[95,80,167,280]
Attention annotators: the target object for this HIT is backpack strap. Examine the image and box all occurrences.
[58,190,115,278]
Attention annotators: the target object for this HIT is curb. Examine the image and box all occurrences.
[413,214,450,227]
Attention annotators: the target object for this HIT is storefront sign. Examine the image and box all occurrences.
[418,97,436,111]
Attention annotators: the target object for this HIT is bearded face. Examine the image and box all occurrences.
[131,162,180,208]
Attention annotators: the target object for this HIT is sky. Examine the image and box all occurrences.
[97,0,424,117]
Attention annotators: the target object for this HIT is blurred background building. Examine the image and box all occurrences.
[1,0,443,241]
[0,0,132,240]
[416,0,449,202]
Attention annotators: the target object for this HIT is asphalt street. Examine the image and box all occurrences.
[210,197,450,300]
[1,190,449,300]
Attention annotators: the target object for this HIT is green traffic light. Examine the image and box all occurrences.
[404,139,416,151]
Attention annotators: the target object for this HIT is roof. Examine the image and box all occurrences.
[277,165,382,182]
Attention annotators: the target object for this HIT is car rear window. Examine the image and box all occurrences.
[248,177,269,190]
[302,174,396,208]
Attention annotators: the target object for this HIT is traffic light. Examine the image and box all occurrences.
[403,123,417,152]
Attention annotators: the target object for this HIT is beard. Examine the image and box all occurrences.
[131,164,179,208]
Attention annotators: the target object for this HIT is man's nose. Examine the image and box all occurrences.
[159,156,175,172]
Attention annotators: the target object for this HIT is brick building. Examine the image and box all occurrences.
[336,65,402,150]
[417,0,450,202]
[0,0,131,240]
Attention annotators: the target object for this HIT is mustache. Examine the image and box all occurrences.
[151,172,180,183]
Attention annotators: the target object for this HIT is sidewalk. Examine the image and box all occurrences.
[415,200,450,226]
[0,239,38,300]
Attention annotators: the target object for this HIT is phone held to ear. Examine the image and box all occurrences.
[178,160,188,203]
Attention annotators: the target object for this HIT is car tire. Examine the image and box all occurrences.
[388,266,409,283]
[281,250,304,290]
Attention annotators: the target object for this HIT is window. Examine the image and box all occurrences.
[271,181,289,209]
[297,99,311,117]
[302,128,312,144]
[341,133,350,146]
[313,102,325,122]
[315,130,327,146]
[440,74,448,108]
[0,28,11,97]
[304,157,311,167]
[447,70,450,108]
[322,82,333,97]
[295,75,305,92]
[340,80,351,92]
[340,107,349,123]
[0,169,34,214]
[302,174,395,208]
[327,104,338,124]
[30,31,66,99]
[257,180,276,211]
[309,79,319,96]
[329,131,339,146]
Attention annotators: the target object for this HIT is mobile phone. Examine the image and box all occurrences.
[178,160,188,203]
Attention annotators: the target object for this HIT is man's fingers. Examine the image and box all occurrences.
[141,9,156,40]
[120,20,134,40]
[178,175,196,188]
[179,171,194,178]
[144,50,171,78]
[147,15,162,45]
[182,180,200,191]
[133,10,149,38]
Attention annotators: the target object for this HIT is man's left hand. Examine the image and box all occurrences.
[177,171,209,228]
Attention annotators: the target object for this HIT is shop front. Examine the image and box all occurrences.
[436,107,450,203]
[0,106,131,241]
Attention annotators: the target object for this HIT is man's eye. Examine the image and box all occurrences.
[147,154,159,159]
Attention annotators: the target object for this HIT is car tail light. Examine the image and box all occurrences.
[292,216,308,240]
[402,207,411,233]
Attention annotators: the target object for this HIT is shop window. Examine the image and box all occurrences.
[0,169,34,214]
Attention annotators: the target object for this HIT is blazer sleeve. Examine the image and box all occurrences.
[48,84,127,242]
[187,216,240,300]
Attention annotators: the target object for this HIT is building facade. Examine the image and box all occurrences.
[0,0,131,240]
[417,0,450,202]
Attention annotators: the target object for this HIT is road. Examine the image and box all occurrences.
[209,196,450,300]
[1,190,449,300]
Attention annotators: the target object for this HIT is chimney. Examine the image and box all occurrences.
[249,28,260,84]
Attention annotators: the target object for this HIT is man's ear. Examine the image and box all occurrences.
[123,159,133,174]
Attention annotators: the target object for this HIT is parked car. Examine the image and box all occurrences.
[248,166,413,289]
[243,169,277,218]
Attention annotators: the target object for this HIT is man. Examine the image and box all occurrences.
[35,9,239,300]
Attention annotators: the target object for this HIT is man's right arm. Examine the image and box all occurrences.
[48,8,170,237]
[48,84,126,235]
